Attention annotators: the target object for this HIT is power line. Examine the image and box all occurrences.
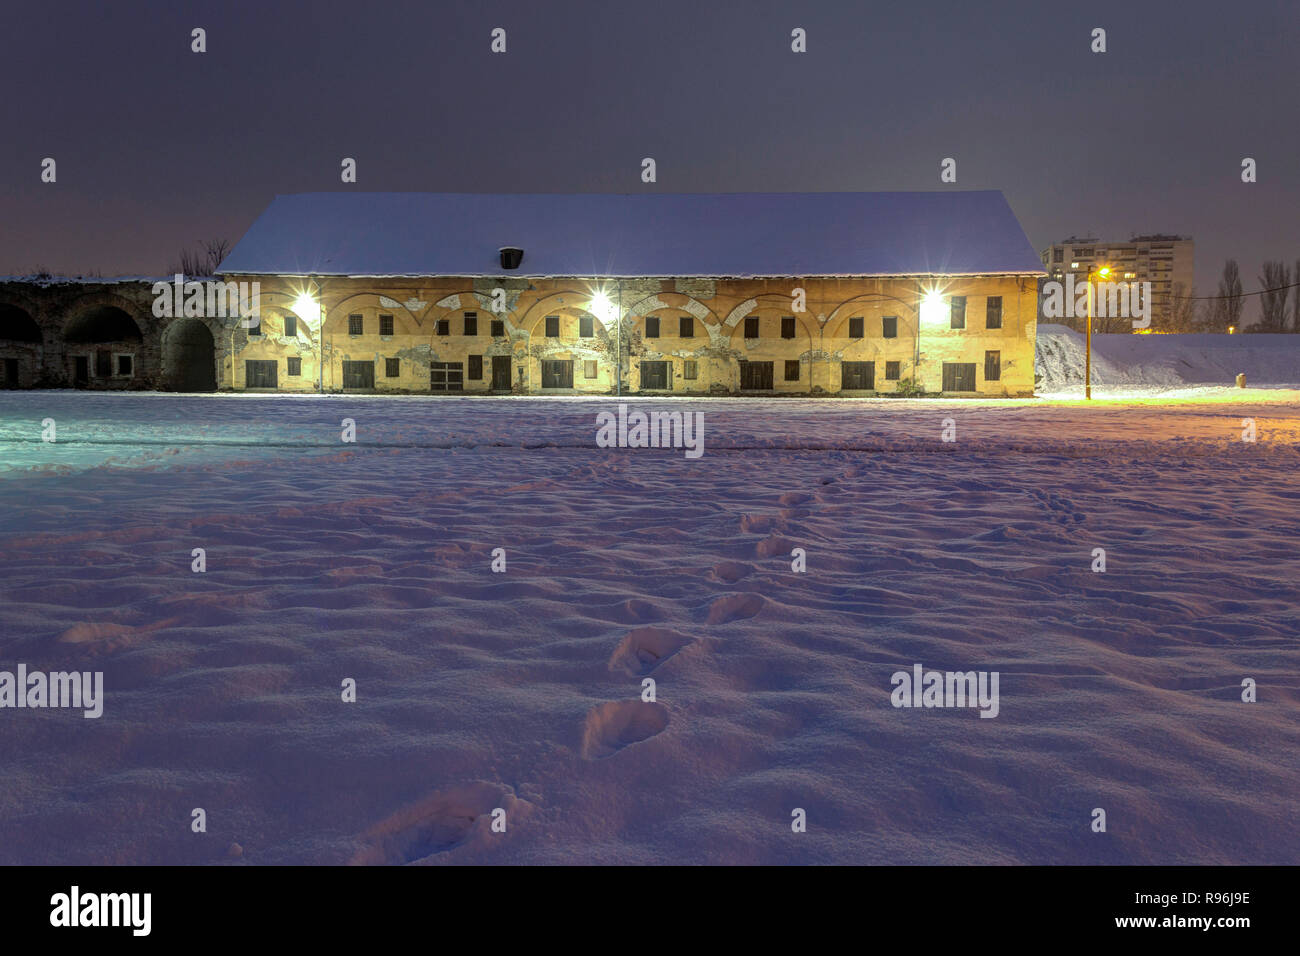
[1167,280,1300,301]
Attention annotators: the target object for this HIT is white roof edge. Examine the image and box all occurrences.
[216,271,1049,280]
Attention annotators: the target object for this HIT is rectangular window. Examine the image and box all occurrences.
[348,314,363,336]
[468,355,482,379]
[883,316,898,338]
[984,350,1001,382]
[379,314,394,336]
[985,296,1002,329]
[385,357,400,378]
[490,319,505,337]
[546,315,560,338]
[744,316,759,338]
[679,315,694,338]
[645,316,659,338]
[435,319,449,336]
[463,312,478,336]
[116,354,133,376]
[885,360,901,380]
[683,359,698,380]
[849,317,864,339]
[784,360,800,381]
[287,356,302,376]
[584,360,597,379]
[950,296,966,329]
[781,316,796,339]
[579,315,593,338]
[1053,248,1064,263]
[283,315,297,338]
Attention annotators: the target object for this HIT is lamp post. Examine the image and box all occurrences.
[1084,265,1112,400]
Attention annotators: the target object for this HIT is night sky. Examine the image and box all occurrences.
[3,0,1297,319]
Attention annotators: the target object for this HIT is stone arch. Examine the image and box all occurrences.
[822,292,921,392]
[513,290,616,392]
[0,303,43,388]
[426,290,514,353]
[64,304,143,343]
[326,291,422,338]
[62,291,154,341]
[161,318,217,391]
[0,303,42,343]
[823,292,919,341]
[722,293,818,351]
[622,291,721,351]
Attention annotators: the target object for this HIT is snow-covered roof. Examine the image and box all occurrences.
[218,191,1046,279]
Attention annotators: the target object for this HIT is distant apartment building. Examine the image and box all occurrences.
[1040,235,1194,331]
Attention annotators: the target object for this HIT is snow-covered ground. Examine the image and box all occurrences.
[1036,324,1300,393]
[1,392,1298,864]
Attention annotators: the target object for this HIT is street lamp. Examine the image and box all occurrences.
[1085,265,1112,400]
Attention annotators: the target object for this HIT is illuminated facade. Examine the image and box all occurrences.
[0,191,1046,396]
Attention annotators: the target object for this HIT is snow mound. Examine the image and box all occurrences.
[1035,325,1300,391]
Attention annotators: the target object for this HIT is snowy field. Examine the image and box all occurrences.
[1036,324,1300,393]
[1,391,1298,865]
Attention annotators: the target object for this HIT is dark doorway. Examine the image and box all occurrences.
[739,360,773,390]
[942,362,977,392]
[162,319,216,391]
[74,356,89,385]
[430,362,464,391]
[841,361,875,390]
[245,359,278,388]
[541,359,573,388]
[640,360,669,389]
[1,358,18,388]
[342,360,376,390]
[491,355,511,390]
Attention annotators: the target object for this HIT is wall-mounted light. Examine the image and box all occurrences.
[291,290,321,327]
[919,288,947,326]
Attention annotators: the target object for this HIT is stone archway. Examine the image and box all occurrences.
[0,303,42,388]
[161,318,217,391]
[64,305,143,343]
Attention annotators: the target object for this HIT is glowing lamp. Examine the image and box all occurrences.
[589,291,619,323]
[291,292,321,327]
[919,289,947,326]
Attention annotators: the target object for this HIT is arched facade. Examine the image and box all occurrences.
[0,275,1038,396]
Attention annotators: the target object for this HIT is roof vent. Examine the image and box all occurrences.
[499,247,524,269]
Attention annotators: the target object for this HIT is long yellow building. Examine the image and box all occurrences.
[0,191,1046,395]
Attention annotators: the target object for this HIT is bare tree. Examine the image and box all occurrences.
[202,239,231,273]
[1168,282,1198,332]
[1258,261,1291,331]
[1294,258,1300,331]
[165,238,231,278]
[1212,259,1244,333]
